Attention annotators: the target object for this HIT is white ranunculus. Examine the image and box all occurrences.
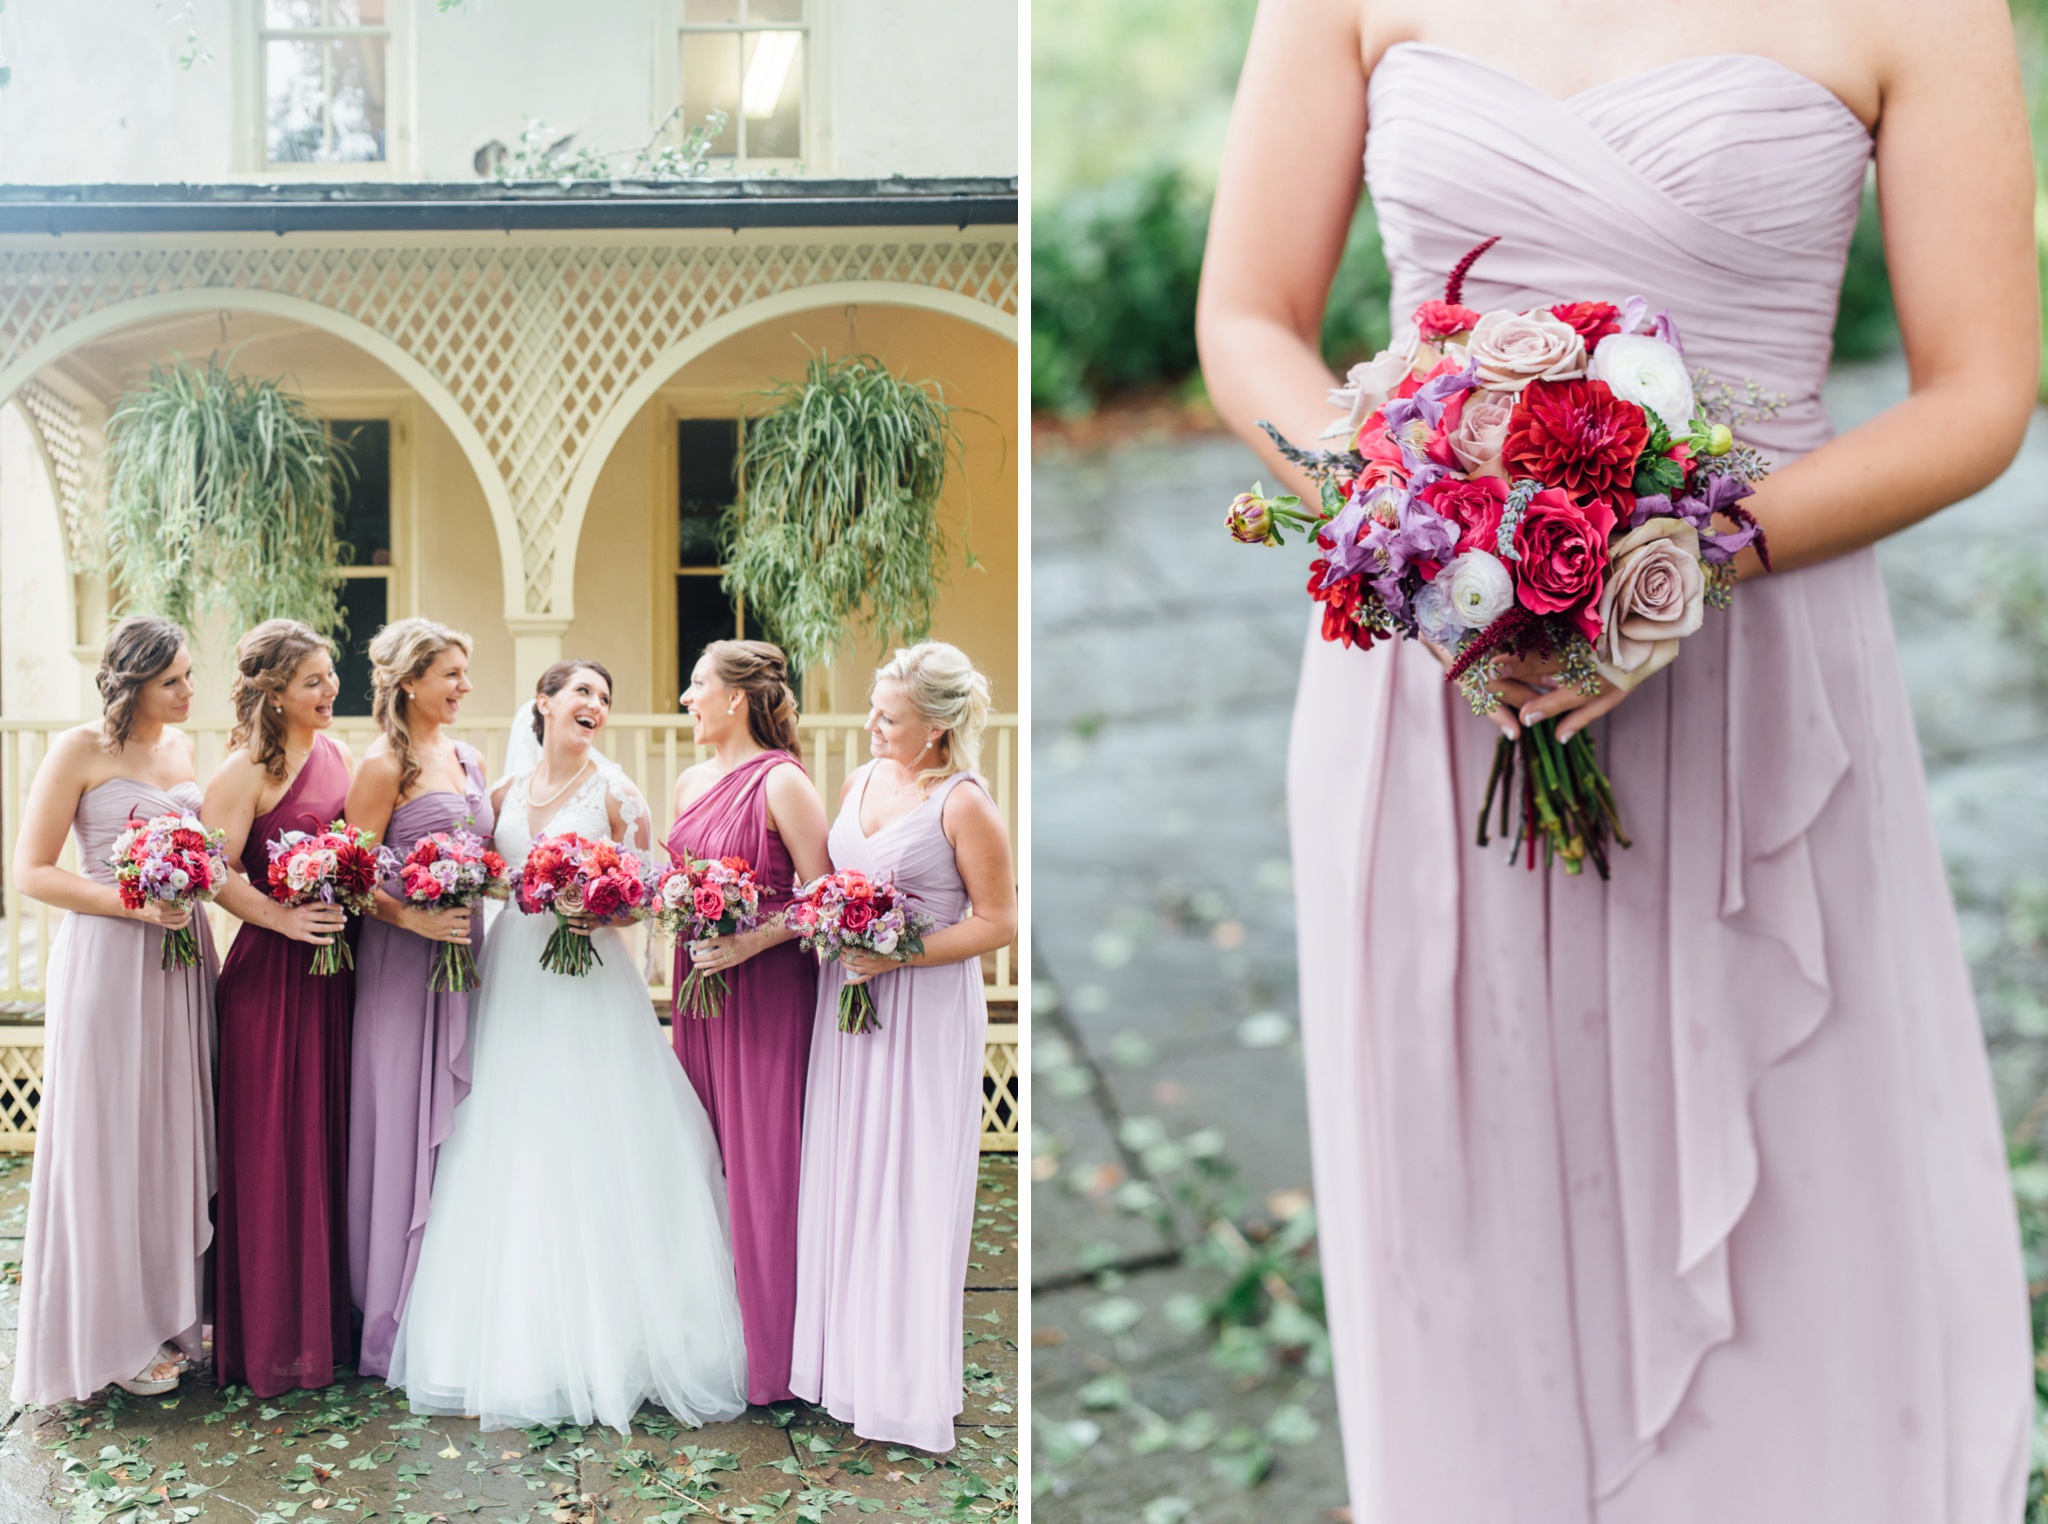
[1587,333,1696,434]
[1446,550,1516,629]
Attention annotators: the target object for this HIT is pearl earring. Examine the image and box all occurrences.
[728,701,739,715]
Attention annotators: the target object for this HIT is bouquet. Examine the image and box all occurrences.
[394,828,509,993]
[786,869,932,1034]
[1228,237,1777,877]
[654,855,762,1019]
[265,820,382,975]
[109,812,229,970]
[514,832,651,977]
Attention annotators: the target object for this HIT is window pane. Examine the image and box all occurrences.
[676,576,742,702]
[750,0,804,21]
[327,36,387,161]
[681,32,742,156]
[743,31,803,157]
[265,0,322,24]
[677,418,738,565]
[331,420,391,568]
[331,0,386,22]
[334,578,387,719]
[265,38,325,163]
[685,0,740,18]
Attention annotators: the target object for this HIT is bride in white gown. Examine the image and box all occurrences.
[389,660,747,1432]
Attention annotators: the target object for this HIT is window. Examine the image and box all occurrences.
[262,0,390,165]
[330,419,392,717]
[675,418,752,702]
[679,0,808,167]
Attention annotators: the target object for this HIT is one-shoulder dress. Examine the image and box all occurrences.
[347,742,494,1378]
[214,733,354,1395]
[668,749,817,1405]
[1289,42,2032,1522]
[791,765,989,1453]
[12,777,217,1406]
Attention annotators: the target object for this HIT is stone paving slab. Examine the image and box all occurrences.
[0,1155,1018,1522]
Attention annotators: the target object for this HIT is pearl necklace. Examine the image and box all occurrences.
[527,757,593,811]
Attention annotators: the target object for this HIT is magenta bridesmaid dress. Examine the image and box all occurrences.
[790,764,988,1453]
[668,749,817,1405]
[347,743,493,1378]
[1287,43,2032,1521]
[214,734,354,1395]
[12,778,217,1405]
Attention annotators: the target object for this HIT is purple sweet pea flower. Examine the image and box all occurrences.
[1380,361,1482,471]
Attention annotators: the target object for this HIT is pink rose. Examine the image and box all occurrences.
[1466,309,1588,393]
[1595,518,1706,688]
[841,898,877,935]
[583,877,624,921]
[693,884,726,918]
[1513,489,1617,640]
[1419,476,1509,557]
[403,865,441,901]
[1445,388,1516,479]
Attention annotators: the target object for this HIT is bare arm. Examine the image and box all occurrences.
[203,753,347,946]
[10,730,137,921]
[703,763,834,964]
[348,746,471,945]
[843,782,1016,977]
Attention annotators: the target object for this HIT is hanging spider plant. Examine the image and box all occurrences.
[102,356,350,636]
[720,352,961,671]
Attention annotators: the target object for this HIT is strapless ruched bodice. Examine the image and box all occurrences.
[73,778,204,887]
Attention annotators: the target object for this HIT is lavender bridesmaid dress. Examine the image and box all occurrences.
[790,765,988,1453]
[669,750,817,1404]
[12,778,217,1405]
[214,734,354,1395]
[1288,43,2032,1521]
[347,743,493,1378]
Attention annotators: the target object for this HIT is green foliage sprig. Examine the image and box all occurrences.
[489,106,730,184]
[102,356,349,637]
[720,353,960,671]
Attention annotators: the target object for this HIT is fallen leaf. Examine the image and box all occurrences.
[500,1450,522,1460]
[437,1444,460,1459]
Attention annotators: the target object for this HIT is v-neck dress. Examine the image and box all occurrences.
[790,764,989,1453]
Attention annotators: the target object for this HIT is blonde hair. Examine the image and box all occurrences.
[96,614,188,753]
[700,639,800,755]
[229,619,336,780]
[369,617,473,800]
[874,641,991,796]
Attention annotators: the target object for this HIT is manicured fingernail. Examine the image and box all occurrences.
[1521,707,1541,725]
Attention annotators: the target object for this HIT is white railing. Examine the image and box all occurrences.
[0,714,1018,1008]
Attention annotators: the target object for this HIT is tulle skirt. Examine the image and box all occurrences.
[388,910,748,1432]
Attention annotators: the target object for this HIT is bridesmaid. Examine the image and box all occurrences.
[343,617,487,1378]
[203,620,354,1395]
[790,642,1016,1453]
[9,616,216,1401]
[669,639,831,1405]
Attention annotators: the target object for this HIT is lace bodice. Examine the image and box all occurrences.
[494,760,648,872]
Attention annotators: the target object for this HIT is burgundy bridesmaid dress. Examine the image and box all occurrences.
[669,749,817,1405]
[346,743,493,1378]
[12,778,217,1406]
[213,734,355,1395]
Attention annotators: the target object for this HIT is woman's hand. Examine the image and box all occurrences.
[688,929,765,976]
[1420,641,1632,744]
[127,899,193,931]
[274,903,347,946]
[403,904,473,945]
[840,948,908,985]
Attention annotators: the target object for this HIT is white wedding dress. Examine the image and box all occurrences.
[388,760,748,1432]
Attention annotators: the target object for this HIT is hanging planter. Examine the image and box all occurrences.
[720,352,961,671]
[102,356,350,636]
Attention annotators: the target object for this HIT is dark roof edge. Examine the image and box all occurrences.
[0,178,1020,235]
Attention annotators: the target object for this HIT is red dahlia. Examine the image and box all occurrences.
[1308,557,1372,651]
[1548,301,1622,347]
[1505,378,1649,505]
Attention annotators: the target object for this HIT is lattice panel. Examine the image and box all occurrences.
[16,380,90,571]
[0,1033,44,1152]
[981,1022,1018,1153]
[0,237,1019,612]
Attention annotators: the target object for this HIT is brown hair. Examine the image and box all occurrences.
[533,660,615,743]
[96,614,188,753]
[874,641,992,796]
[228,619,336,780]
[699,639,800,755]
[369,617,473,800]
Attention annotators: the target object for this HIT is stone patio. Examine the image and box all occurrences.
[0,1154,1017,1523]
